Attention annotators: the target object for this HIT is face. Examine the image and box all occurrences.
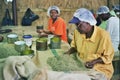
[98,13,109,21]
[50,10,59,19]
[114,10,120,18]
[75,21,91,34]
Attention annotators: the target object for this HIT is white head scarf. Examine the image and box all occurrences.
[47,6,60,17]
[97,6,110,15]
[72,8,96,26]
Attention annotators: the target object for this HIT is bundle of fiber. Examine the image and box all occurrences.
[0,43,20,58]
[47,54,88,71]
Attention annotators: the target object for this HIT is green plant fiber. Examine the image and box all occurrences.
[0,43,20,58]
[47,54,89,72]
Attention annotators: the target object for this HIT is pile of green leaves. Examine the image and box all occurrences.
[47,54,88,71]
[36,37,47,42]
[0,43,20,58]
[51,37,60,43]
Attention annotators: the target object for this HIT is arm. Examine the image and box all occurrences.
[86,32,114,69]
[64,47,77,55]
[37,29,52,34]
[37,29,52,37]
[43,30,52,34]
[85,57,104,69]
[64,30,77,54]
[44,30,62,37]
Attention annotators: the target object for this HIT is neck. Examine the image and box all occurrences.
[86,26,94,38]
[52,17,57,23]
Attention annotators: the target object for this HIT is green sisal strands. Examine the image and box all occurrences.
[0,43,20,58]
[47,54,88,72]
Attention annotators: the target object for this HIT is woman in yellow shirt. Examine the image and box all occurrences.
[65,8,114,80]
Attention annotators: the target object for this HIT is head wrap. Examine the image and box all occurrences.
[47,6,60,17]
[69,8,96,26]
[97,6,110,15]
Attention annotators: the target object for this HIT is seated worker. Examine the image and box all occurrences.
[112,4,120,18]
[37,6,68,42]
[65,8,114,80]
[97,6,119,52]
[96,6,117,27]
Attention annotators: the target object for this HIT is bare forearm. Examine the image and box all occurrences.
[43,30,52,34]
[65,47,77,54]
[92,57,104,64]
[85,57,104,69]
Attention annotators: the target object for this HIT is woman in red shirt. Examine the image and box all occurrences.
[37,6,67,42]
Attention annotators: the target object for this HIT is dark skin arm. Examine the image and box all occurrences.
[43,30,52,34]
[37,30,48,37]
[43,30,62,37]
[37,29,62,37]
[37,29,52,34]
[85,57,104,69]
[64,47,77,55]
[65,47,104,69]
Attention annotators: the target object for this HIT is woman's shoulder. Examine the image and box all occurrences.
[108,16,119,22]
[57,17,65,22]
[95,26,110,37]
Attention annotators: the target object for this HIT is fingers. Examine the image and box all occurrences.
[85,62,93,69]
[38,33,48,37]
[64,51,70,55]
[37,29,44,33]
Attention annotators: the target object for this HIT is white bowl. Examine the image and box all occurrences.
[7,34,18,38]
[14,41,25,45]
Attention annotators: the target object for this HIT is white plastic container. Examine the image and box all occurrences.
[23,35,32,47]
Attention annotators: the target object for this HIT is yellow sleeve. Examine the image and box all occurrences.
[101,33,114,64]
[70,30,76,48]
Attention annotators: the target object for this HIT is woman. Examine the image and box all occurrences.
[37,6,67,42]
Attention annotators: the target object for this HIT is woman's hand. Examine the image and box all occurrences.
[85,61,96,69]
[64,50,71,55]
[64,47,77,55]
[38,32,48,37]
[37,29,44,33]
[85,57,104,69]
